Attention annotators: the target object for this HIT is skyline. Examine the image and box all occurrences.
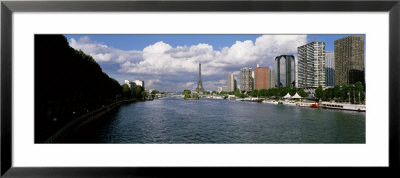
[64,34,365,92]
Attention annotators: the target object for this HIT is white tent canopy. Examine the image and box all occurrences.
[283,93,291,99]
[292,92,302,99]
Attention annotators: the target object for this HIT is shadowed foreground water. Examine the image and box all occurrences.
[65,96,365,143]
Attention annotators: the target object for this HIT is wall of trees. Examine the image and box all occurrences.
[35,35,122,142]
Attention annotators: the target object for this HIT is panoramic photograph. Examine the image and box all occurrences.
[35,34,366,144]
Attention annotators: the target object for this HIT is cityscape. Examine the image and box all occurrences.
[35,34,366,144]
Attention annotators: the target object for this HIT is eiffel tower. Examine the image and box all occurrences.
[196,63,205,93]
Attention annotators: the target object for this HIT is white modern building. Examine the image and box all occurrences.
[124,80,136,88]
[134,80,145,89]
[297,42,326,88]
[227,73,237,92]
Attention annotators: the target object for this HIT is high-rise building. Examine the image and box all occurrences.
[297,42,326,88]
[275,55,295,88]
[124,80,136,89]
[255,67,270,90]
[270,68,275,88]
[240,67,253,92]
[325,51,335,87]
[134,80,145,89]
[227,73,237,92]
[334,35,365,86]
[349,69,365,87]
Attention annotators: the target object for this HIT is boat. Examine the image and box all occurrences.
[311,103,318,108]
[297,102,318,108]
[262,100,279,104]
[297,102,315,108]
[321,102,366,112]
[282,101,297,106]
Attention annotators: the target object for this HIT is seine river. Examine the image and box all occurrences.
[65,96,365,143]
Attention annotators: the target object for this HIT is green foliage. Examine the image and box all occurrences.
[325,88,334,100]
[141,91,148,99]
[35,35,123,142]
[151,90,160,94]
[315,85,324,99]
[133,86,144,99]
[193,93,200,99]
[234,89,241,97]
[122,84,131,98]
[266,88,279,97]
[258,89,267,97]
[305,83,366,103]
[298,88,307,98]
[183,89,192,99]
[250,90,259,97]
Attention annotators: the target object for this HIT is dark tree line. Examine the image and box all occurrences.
[35,35,122,143]
[314,82,365,103]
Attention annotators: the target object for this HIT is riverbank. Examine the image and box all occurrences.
[43,99,138,143]
[202,95,366,112]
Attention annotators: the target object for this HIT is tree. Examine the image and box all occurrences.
[298,88,307,98]
[250,90,259,97]
[35,35,123,143]
[122,84,131,98]
[234,89,241,97]
[354,81,365,103]
[193,93,200,100]
[289,87,297,96]
[334,85,341,101]
[141,91,148,99]
[151,90,159,94]
[325,88,334,100]
[183,89,191,99]
[315,85,324,100]
[259,89,267,97]
[133,86,144,100]
[266,88,279,98]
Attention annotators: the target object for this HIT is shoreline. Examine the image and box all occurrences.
[42,99,138,143]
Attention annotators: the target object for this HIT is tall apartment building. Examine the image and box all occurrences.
[134,80,145,89]
[334,35,365,86]
[255,66,270,90]
[275,55,295,88]
[227,73,237,92]
[325,52,335,87]
[124,80,136,89]
[240,67,253,92]
[297,42,326,88]
[270,68,275,88]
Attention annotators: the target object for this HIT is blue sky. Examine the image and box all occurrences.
[64,34,365,92]
[65,34,364,52]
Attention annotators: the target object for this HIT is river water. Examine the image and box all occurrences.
[65,96,365,143]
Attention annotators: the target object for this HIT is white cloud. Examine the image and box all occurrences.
[185,82,195,87]
[69,36,142,63]
[68,35,307,91]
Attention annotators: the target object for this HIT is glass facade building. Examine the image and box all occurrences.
[325,52,335,87]
[227,73,237,92]
[274,55,295,88]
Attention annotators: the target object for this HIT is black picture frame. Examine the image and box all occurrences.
[1,0,399,177]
